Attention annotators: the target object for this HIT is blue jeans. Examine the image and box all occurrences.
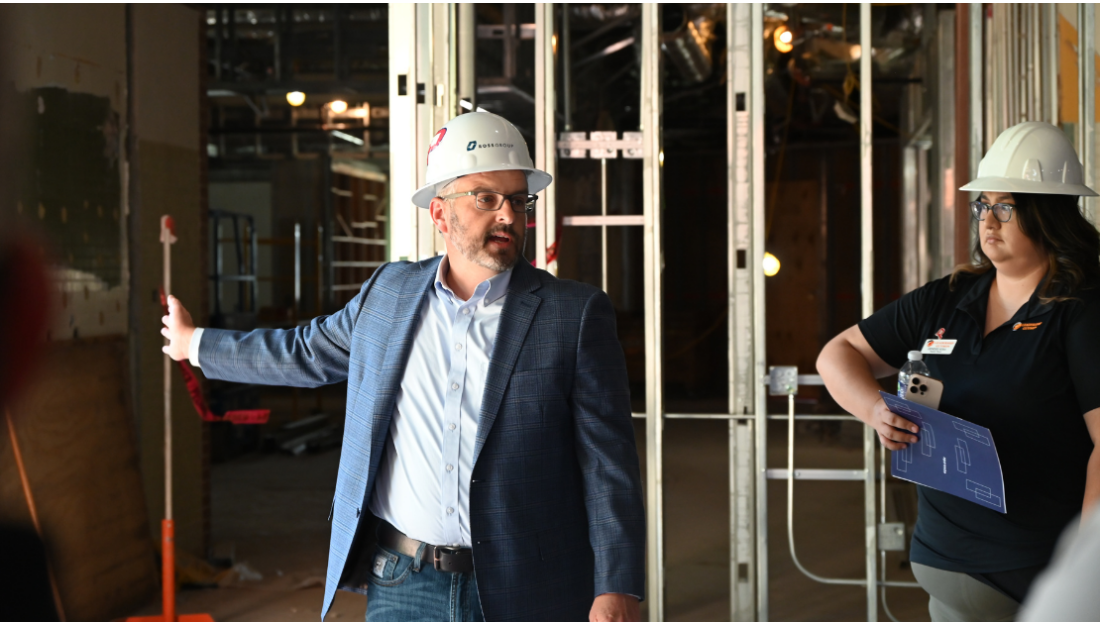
[365,543,485,622]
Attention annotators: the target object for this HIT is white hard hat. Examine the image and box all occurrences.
[960,121,1098,196]
[411,112,552,208]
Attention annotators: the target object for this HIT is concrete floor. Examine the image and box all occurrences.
[136,413,931,621]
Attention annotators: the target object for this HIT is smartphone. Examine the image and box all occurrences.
[904,375,944,410]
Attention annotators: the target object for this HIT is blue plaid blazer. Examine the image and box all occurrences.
[198,256,646,621]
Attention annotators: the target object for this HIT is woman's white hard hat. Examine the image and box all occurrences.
[411,112,553,208]
[960,121,1097,196]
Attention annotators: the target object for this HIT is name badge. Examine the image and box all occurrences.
[921,339,957,355]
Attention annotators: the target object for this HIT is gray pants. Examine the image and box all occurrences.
[912,562,1019,622]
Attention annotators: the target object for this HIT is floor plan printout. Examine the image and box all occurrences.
[879,391,1006,513]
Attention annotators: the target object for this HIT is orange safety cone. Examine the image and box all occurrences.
[127,216,213,623]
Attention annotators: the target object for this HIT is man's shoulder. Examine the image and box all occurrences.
[374,257,440,285]
[524,262,602,302]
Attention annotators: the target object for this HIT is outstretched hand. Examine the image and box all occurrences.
[160,295,195,362]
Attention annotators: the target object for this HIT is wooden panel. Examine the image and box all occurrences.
[0,339,156,620]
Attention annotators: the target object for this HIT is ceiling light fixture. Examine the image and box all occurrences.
[286,91,306,107]
[773,25,794,53]
[329,100,348,114]
[763,252,781,277]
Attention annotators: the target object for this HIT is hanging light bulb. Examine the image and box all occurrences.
[286,91,306,107]
[329,100,348,114]
[773,25,794,53]
[763,252,781,277]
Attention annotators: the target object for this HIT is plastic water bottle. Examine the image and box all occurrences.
[897,351,931,399]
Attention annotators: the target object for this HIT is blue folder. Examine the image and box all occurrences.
[879,391,1007,514]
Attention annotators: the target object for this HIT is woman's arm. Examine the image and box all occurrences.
[817,325,919,450]
[1084,408,1100,520]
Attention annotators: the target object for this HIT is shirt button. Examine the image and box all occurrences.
[455,343,462,350]
[462,308,470,315]
[448,423,456,431]
[451,383,459,390]
[447,507,454,515]
[446,464,454,472]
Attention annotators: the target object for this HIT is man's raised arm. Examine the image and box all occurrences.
[160,265,386,388]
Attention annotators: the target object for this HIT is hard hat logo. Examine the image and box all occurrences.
[960,121,1098,197]
[427,128,448,165]
[411,112,553,208]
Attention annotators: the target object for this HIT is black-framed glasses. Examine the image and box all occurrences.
[970,201,1015,223]
[439,190,538,213]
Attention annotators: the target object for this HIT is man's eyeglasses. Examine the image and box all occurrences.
[439,191,538,214]
[969,201,1015,223]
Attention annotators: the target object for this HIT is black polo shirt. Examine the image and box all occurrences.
[858,270,1099,573]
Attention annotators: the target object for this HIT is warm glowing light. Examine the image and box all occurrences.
[763,252,781,277]
[658,150,665,166]
[849,44,862,61]
[329,100,348,114]
[286,91,306,107]
[552,34,558,54]
[773,25,793,53]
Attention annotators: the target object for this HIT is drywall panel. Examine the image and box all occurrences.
[1,4,129,340]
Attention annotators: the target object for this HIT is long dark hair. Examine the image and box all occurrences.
[951,192,1100,302]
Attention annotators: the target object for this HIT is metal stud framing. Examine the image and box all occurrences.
[1079,3,1096,222]
[749,4,769,621]
[387,2,417,262]
[858,5,878,621]
[727,4,758,621]
[641,5,665,621]
[386,3,458,262]
[535,3,557,274]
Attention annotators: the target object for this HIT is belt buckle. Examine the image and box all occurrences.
[433,546,462,572]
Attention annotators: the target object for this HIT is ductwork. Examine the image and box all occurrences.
[660,4,720,84]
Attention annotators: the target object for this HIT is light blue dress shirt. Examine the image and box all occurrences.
[367,256,510,548]
[189,255,510,548]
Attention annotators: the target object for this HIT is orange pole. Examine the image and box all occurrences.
[6,408,66,621]
[162,519,176,622]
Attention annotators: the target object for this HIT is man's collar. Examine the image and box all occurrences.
[434,254,513,305]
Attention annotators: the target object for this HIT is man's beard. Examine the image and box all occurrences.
[446,208,524,272]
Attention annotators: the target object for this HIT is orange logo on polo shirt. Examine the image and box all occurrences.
[1012,322,1042,331]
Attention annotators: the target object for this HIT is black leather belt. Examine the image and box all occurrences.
[378,521,474,574]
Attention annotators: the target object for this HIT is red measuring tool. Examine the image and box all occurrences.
[157,287,269,426]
